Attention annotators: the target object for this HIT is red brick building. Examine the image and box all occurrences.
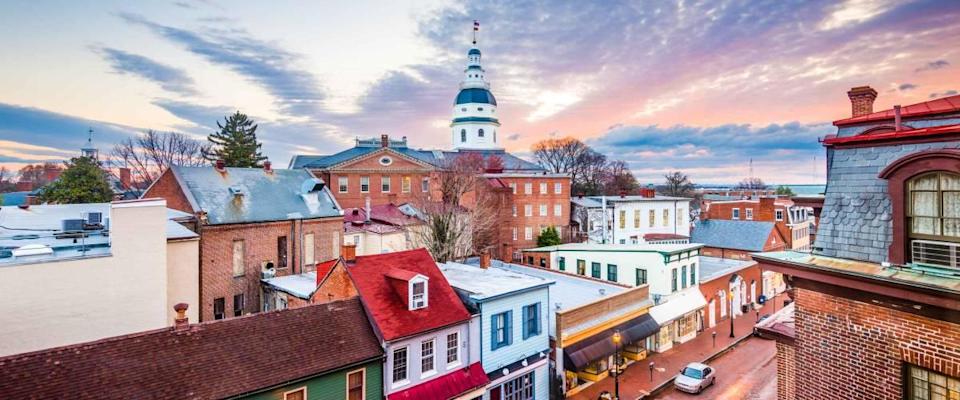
[143,164,343,321]
[703,197,815,251]
[697,257,762,330]
[754,88,960,400]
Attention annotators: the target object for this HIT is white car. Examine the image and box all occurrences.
[674,362,716,394]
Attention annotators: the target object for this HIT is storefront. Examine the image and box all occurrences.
[561,314,660,388]
[649,288,708,351]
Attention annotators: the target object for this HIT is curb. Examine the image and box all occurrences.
[634,333,756,400]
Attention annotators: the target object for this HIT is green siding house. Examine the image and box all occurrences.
[242,361,383,400]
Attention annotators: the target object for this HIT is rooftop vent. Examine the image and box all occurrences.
[300,178,325,194]
[228,186,244,196]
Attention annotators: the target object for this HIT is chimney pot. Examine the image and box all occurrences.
[173,303,189,330]
[894,105,902,131]
[847,86,878,118]
[479,249,491,269]
[215,159,226,171]
[263,160,272,172]
[381,134,389,148]
[342,243,357,263]
[119,167,132,190]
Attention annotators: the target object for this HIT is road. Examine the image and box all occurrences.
[647,336,777,400]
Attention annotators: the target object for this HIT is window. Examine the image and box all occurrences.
[908,172,960,241]
[410,280,427,310]
[446,332,460,364]
[775,209,784,221]
[277,236,288,268]
[677,209,684,226]
[525,204,533,217]
[233,294,244,317]
[554,204,562,217]
[501,371,535,400]
[671,268,678,292]
[525,227,532,240]
[591,262,601,278]
[392,347,408,383]
[539,257,546,268]
[512,227,517,241]
[510,204,516,217]
[491,311,512,350]
[422,177,430,192]
[558,257,566,271]
[907,364,960,399]
[577,259,586,275]
[347,369,365,400]
[522,303,541,339]
[607,264,618,282]
[554,182,562,194]
[636,269,647,286]
[421,339,435,373]
[732,208,740,220]
[283,387,307,400]
[402,176,411,193]
[691,262,697,284]
[381,176,391,193]
[681,265,688,288]
[360,176,369,193]
[478,128,485,137]
[524,183,532,194]
[634,210,640,228]
[649,210,656,227]
[539,182,547,194]
[304,233,315,266]
[338,177,348,193]
[539,204,547,216]
[663,209,670,226]
[746,208,754,220]
[509,182,517,194]
[232,240,244,277]
[619,210,626,229]
[213,297,225,320]
[461,129,466,142]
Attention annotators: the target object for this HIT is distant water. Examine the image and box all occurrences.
[782,184,826,196]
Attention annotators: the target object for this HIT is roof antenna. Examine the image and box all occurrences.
[473,20,479,45]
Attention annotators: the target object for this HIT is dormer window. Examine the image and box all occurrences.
[410,279,427,310]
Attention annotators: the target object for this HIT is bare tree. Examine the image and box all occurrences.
[0,167,15,192]
[661,171,695,197]
[532,137,590,181]
[735,177,768,190]
[110,130,210,185]
[601,160,639,195]
[17,162,61,187]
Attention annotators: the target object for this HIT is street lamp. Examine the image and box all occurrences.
[612,330,621,400]
[729,291,735,338]
[712,331,717,348]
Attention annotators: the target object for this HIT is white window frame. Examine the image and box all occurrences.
[345,368,365,400]
[420,338,436,376]
[524,204,533,217]
[732,208,740,220]
[524,183,532,195]
[539,204,547,217]
[381,176,391,193]
[391,346,409,387]
[283,387,307,400]
[512,204,518,217]
[512,227,518,241]
[446,331,460,367]
[360,176,370,193]
[775,209,784,221]
[539,182,547,194]
[554,204,562,217]
[409,278,428,310]
[554,182,562,194]
[525,227,533,240]
[745,208,754,220]
[509,182,517,194]
[402,176,411,193]
[421,177,430,192]
[338,177,348,193]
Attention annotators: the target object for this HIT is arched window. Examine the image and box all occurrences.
[907,172,960,241]
[460,129,467,142]
[478,128,485,138]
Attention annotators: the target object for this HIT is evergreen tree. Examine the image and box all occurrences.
[775,185,796,196]
[537,226,562,247]
[37,156,113,204]
[202,111,267,167]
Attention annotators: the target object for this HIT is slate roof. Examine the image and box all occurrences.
[691,219,776,252]
[834,94,960,126]
[0,298,383,399]
[347,248,471,341]
[289,143,544,173]
[169,166,341,225]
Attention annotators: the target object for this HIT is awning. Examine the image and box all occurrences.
[562,314,659,370]
[649,289,707,324]
[388,362,489,400]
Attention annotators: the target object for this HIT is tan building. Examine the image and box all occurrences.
[0,199,199,357]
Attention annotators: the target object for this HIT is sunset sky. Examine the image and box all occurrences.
[1,0,958,184]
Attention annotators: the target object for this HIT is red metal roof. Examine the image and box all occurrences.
[833,94,960,126]
[344,203,423,227]
[387,362,489,400]
[822,124,960,146]
[347,248,471,341]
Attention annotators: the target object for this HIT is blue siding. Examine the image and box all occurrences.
[479,288,550,373]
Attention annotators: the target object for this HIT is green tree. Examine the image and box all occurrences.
[537,226,562,247]
[37,157,113,204]
[202,111,267,167]
[775,185,796,196]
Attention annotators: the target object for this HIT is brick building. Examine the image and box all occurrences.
[753,88,960,400]
[697,256,761,330]
[143,163,343,321]
[703,197,815,251]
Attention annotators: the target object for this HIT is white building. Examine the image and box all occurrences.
[571,193,693,245]
[451,30,501,151]
[0,199,199,356]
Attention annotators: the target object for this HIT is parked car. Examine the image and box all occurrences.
[674,362,716,394]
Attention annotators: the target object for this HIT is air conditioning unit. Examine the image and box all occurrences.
[912,240,960,271]
[261,261,276,279]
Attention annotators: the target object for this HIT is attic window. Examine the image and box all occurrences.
[410,279,427,310]
[379,156,393,166]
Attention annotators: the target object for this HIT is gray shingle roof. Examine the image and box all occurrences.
[289,146,544,172]
[172,166,341,225]
[690,219,775,252]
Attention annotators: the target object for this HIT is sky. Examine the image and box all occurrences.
[1,0,959,184]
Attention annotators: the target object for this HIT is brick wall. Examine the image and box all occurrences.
[792,287,960,399]
[311,151,435,210]
[496,176,571,259]
[198,218,341,321]
[143,169,194,213]
[701,246,754,261]
[697,263,762,327]
[520,250,552,268]
[776,341,797,400]
[312,264,358,304]
[705,200,795,248]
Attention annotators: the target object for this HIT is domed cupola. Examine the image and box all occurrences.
[451,21,502,151]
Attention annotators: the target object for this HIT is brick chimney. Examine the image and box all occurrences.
[639,188,656,198]
[342,243,357,263]
[118,167,131,189]
[619,190,626,198]
[479,249,491,269]
[847,86,878,117]
[759,196,776,221]
[894,105,902,131]
[381,134,389,148]
[263,160,272,172]
[173,303,189,330]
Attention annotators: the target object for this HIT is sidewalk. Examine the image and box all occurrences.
[569,292,789,400]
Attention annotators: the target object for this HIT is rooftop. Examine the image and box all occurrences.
[755,302,795,342]
[698,256,757,282]
[289,141,544,173]
[522,242,702,255]
[262,271,318,298]
[571,194,692,208]
[691,219,776,252]
[439,261,554,301]
[0,298,383,399]
[833,93,960,126]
